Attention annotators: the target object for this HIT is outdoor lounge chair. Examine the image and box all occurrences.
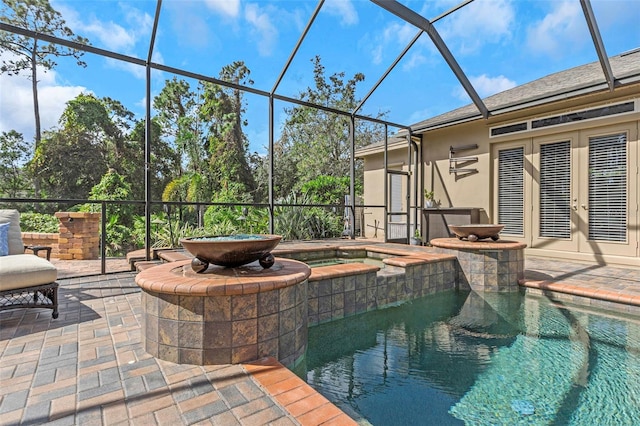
[0,209,58,319]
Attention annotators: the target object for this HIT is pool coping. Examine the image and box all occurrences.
[244,357,357,426]
[135,242,640,424]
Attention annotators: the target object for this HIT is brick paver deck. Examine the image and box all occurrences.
[0,273,303,425]
[2,249,639,425]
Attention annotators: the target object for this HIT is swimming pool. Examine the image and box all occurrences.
[302,290,640,425]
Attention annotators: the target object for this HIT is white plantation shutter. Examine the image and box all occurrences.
[498,147,524,235]
[588,133,627,242]
[539,141,571,238]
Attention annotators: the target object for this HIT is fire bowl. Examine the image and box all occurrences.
[180,234,282,272]
[448,224,505,242]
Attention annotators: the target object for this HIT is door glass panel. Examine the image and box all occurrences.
[390,174,402,223]
[588,133,627,242]
[498,147,524,235]
[539,141,571,238]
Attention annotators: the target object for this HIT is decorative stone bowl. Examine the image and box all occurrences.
[448,224,505,242]
[180,234,282,272]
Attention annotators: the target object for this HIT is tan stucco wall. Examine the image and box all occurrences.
[361,146,416,240]
[360,87,640,265]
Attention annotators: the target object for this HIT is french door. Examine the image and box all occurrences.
[496,123,638,258]
[531,125,638,256]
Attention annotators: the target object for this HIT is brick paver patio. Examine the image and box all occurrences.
[1,251,639,425]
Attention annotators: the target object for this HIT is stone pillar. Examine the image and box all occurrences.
[55,212,101,260]
[430,238,527,292]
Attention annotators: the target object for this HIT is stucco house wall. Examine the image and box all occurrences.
[357,50,640,267]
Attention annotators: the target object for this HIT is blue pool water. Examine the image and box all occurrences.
[302,291,640,425]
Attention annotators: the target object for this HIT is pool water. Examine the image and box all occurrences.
[302,291,640,425]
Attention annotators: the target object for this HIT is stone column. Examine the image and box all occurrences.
[55,212,101,260]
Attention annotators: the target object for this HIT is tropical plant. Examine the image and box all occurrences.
[134,214,199,249]
[301,175,359,205]
[19,212,58,233]
[203,204,269,235]
[102,214,133,257]
[274,192,342,240]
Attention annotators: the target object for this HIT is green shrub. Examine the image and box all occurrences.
[203,205,269,235]
[19,212,59,233]
[274,192,343,240]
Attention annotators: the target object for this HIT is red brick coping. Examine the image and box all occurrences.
[135,258,310,296]
[520,279,640,307]
[430,237,527,250]
[245,357,357,426]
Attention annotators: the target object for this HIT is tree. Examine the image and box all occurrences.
[201,61,256,199]
[154,77,212,205]
[155,62,257,205]
[128,119,179,203]
[0,130,31,197]
[153,77,204,176]
[273,56,386,199]
[28,93,139,202]
[0,0,89,197]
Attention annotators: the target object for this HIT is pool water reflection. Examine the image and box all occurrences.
[302,291,640,425]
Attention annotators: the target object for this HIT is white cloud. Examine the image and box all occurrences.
[438,0,515,54]
[0,55,87,140]
[57,3,137,52]
[82,20,138,52]
[454,74,517,100]
[323,0,358,26]
[368,21,421,65]
[204,0,241,18]
[244,3,279,57]
[526,1,589,56]
[402,51,427,71]
[384,21,417,46]
[55,2,154,76]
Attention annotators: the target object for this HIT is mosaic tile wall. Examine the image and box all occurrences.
[141,280,308,366]
[307,260,457,326]
[435,247,524,292]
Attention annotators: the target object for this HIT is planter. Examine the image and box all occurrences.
[410,237,422,246]
[425,200,435,208]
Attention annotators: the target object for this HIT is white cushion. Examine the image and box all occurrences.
[0,254,57,291]
[0,209,24,255]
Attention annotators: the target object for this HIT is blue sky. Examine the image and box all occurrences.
[1,0,639,154]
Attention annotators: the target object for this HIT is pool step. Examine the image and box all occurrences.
[157,250,191,263]
[309,262,379,281]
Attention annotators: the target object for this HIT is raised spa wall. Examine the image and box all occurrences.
[276,246,458,326]
[136,242,526,367]
[429,238,526,292]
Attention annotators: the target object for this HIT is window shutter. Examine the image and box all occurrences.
[588,133,627,242]
[498,147,524,235]
[539,141,571,238]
